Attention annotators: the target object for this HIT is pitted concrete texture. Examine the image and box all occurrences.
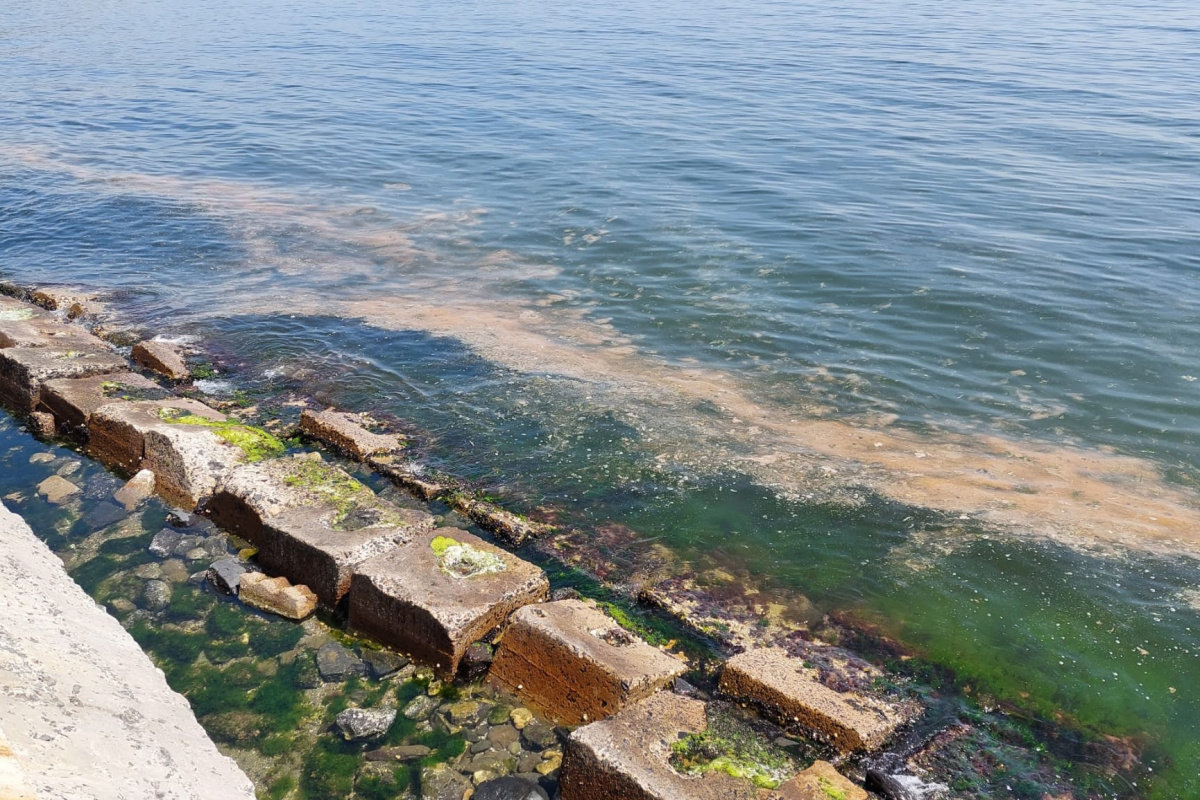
[490,599,685,725]
[349,527,549,678]
[0,331,126,413]
[719,648,911,753]
[131,339,189,380]
[300,408,405,461]
[560,692,765,800]
[89,398,243,508]
[772,760,868,800]
[207,459,434,605]
[0,501,255,799]
[40,371,168,436]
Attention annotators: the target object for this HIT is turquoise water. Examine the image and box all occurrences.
[2,0,1199,795]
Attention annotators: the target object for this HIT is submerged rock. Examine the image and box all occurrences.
[237,572,317,620]
[336,706,397,740]
[473,776,550,800]
[36,475,80,505]
[207,558,251,595]
[316,641,367,682]
[365,744,431,762]
[362,648,410,680]
[142,580,171,611]
[113,469,156,510]
[420,763,472,800]
[149,528,184,557]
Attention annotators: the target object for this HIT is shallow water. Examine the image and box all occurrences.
[2,0,1200,794]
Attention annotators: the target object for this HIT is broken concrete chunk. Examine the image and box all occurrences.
[36,475,80,505]
[490,599,685,725]
[771,761,868,800]
[206,459,434,605]
[207,558,251,595]
[131,340,189,381]
[349,528,549,679]
[300,408,404,461]
[113,469,156,510]
[238,572,317,620]
[719,648,912,754]
[39,372,168,438]
[88,398,254,509]
[560,693,764,800]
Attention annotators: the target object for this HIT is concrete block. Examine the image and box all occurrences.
[0,335,126,413]
[131,339,189,380]
[300,408,404,460]
[490,599,685,725]
[349,528,549,678]
[39,372,167,437]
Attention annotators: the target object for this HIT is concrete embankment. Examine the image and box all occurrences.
[0,501,255,800]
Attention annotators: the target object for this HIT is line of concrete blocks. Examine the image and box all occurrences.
[0,291,917,797]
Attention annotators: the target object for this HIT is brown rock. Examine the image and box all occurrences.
[719,648,912,753]
[36,476,80,505]
[299,408,404,461]
[770,761,867,800]
[29,411,55,438]
[88,398,244,508]
[364,744,432,762]
[490,599,685,725]
[560,693,764,800]
[130,340,189,381]
[348,527,549,678]
[367,454,451,501]
[0,334,126,413]
[238,572,317,620]
[39,372,167,437]
[206,458,433,605]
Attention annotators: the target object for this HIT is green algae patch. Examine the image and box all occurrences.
[430,534,507,578]
[157,408,285,461]
[669,708,796,789]
[818,776,847,800]
[280,459,405,529]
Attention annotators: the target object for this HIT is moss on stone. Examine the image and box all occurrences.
[818,776,848,800]
[669,707,796,789]
[156,408,285,461]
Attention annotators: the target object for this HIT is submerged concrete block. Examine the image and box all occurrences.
[560,693,765,800]
[719,648,911,753]
[39,371,168,437]
[449,494,551,546]
[300,408,405,461]
[0,332,126,413]
[349,527,549,678]
[88,398,247,508]
[206,458,434,605]
[490,599,685,725]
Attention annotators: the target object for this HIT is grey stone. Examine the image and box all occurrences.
[365,744,431,762]
[207,558,249,595]
[471,740,493,754]
[403,694,439,721]
[142,580,171,611]
[317,642,367,682]
[149,528,183,557]
[443,699,492,728]
[420,764,472,800]
[172,535,203,556]
[81,501,128,532]
[520,721,557,751]
[362,649,410,680]
[474,776,550,800]
[335,706,397,740]
[489,725,520,750]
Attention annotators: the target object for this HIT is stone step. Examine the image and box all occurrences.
[87,398,258,509]
[39,372,169,438]
[206,458,434,605]
[718,647,914,754]
[299,407,405,461]
[490,598,685,725]
[349,527,549,679]
[560,693,766,800]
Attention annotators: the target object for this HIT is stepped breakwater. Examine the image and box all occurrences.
[0,283,1190,798]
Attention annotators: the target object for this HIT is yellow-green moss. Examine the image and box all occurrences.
[429,535,506,578]
[164,412,286,462]
[669,709,796,789]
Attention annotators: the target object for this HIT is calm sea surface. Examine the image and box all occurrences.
[2,0,1198,794]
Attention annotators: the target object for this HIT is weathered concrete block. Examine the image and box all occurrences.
[300,408,404,461]
[490,599,685,725]
[0,336,127,413]
[772,761,868,800]
[349,528,549,678]
[0,296,51,349]
[39,372,168,437]
[450,494,551,546]
[131,339,189,380]
[238,572,317,619]
[88,398,248,508]
[560,693,765,800]
[719,648,911,753]
[206,458,434,605]
[367,454,451,501]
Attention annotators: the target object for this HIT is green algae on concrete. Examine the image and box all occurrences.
[669,706,797,789]
[156,408,285,462]
[431,533,507,578]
